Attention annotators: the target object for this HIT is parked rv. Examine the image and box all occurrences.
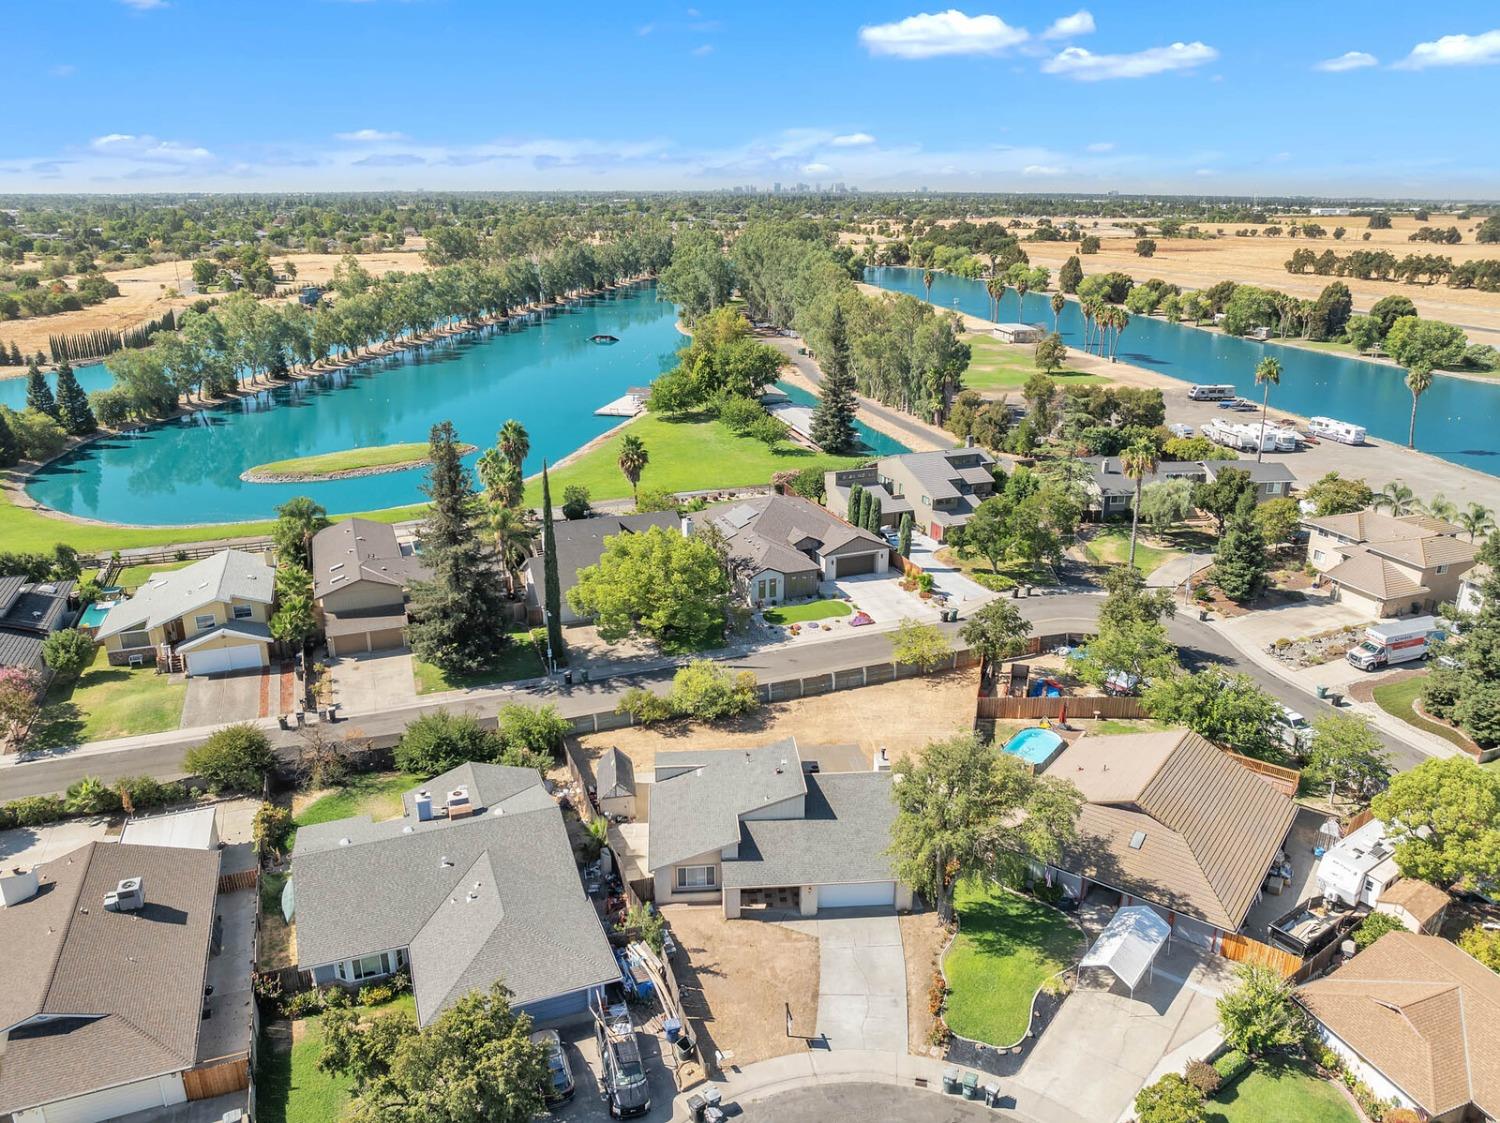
[1347,616,1437,671]
[1188,383,1236,401]
[1308,416,1367,445]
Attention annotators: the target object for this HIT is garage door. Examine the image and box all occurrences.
[818,881,896,910]
[186,645,262,677]
[833,552,877,578]
[34,1075,176,1123]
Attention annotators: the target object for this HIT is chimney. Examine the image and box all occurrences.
[681,514,694,536]
[104,876,145,913]
[0,871,39,907]
[447,786,473,821]
[414,790,433,822]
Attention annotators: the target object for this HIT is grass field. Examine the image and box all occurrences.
[413,633,546,695]
[294,771,425,829]
[112,559,192,592]
[33,646,188,746]
[942,880,1083,1046]
[761,598,853,626]
[1371,674,1480,752]
[1207,1060,1359,1123]
[247,442,470,479]
[933,547,1052,591]
[1081,526,1182,576]
[962,333,1107,393]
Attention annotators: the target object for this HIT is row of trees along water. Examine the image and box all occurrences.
[82,234,672,427]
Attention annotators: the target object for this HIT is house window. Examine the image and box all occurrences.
[1313,550,1325,563]
[921,495,931,507]
[119,630,150,649]
[676,865,716,891]
[232,604,253,620]
[194,613,216,633]
[352,953,389,980]
[1436,564,1448,575]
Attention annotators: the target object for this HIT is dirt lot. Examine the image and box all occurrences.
[576,669,980,775]
[900,910,949,1057]
[0,249,427,369]
[662,903,820,1067]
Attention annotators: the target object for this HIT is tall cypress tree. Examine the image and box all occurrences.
[541,463,565,667]
[406,421,511,674]
[898,513,913,557]
[846,483,864,523]
[25,361,59,421]
[859,488,874,530]
[1214,492,1269,603]
[54,361,96,436]
[868,496,883,533]
[810,303,859,455]
[0,408,19,467]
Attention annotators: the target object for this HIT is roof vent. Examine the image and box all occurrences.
[440,856,454,868]
[1128,831,1147,850]
[0,871,40,908]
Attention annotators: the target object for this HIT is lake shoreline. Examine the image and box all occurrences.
[240,443,477,484]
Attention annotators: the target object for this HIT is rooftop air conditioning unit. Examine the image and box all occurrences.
[447,787,473,821]
[104,876,145,912]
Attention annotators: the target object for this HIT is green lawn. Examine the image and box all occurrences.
[112,559,192,592]
[1092,718,1175,735]
[248,442,473,479]
[412,634,546,695]
[1371,674,1479,752]
[761,598,853,626]
[1081,526,1182,576]
[933,547,1053,592]
[962,333,1108,392]
[522,411,864,507]
[1207,1060,1359,1123]
[294,771,425,829]
[257,994,417,1123]
[942,880,1084,1046]
[33,646,187,746]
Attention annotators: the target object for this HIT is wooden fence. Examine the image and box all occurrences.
[561,739,598,825]
[976,695,1146,721]
[1217,932,1303,978]
[1225,752,1302,798]
[182,1054,250,1100]
[218,868,259,894]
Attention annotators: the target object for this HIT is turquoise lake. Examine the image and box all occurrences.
[23,283,687,525]
[773,379,910,456]
[866,266,1500,478]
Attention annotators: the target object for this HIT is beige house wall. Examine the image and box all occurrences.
[652,848,725,905]
[322,582,405,615]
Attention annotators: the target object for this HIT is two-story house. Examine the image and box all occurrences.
[311,518,431,656]
[1081,457,1296,519]
[825,448,998,542]
[95,551,275,676]
[1304,510,1477,618]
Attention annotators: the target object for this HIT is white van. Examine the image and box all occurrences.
[1188,384,1236,401]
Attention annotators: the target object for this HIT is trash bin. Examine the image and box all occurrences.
[686,1094,707,1121]
[704,1108,725,1123]
[1328,691,1343,707]
[564,669,573,685]
[675,1034,696,1061]
[962,1071,980,1099]
[579,668,590,683]
[984,1084,1000,1107]
[1315,684,1328,699]
[702,1086,722,1108]
[943,1067,960,1094]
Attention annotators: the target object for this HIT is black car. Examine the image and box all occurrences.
[596,1017,651,1118]
[531,1029,575,1105]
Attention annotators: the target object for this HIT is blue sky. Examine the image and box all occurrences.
[5,0,1500,197]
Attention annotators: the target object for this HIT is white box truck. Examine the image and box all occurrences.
[1346,616,1437,671]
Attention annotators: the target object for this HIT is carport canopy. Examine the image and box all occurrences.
[1079,905,1172,994]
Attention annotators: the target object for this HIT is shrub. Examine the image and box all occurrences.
[41,628,95,680]
[617,901,667,955]
[1384,1110,1422,1123]
[283,988,327,1018]
[393,711,503,774]
[1216,963,1310,1056]
[1353,910,1407,950]
[1184,1059,1221,1096]
[668,660,759,721]
[358,983,395,1006]
[617,687,674,725]
[716,395,765,435]
[64,776,121,815]
[1133,1073,1205,1123]
[561,484,592,520]
[117,774,186,811]
[496,703,570,764]
[7,795,66,827]
[1212,1048,1251,1087]
[183,723,276,794]
[253,802,294,858]
[1457,924,1500,970]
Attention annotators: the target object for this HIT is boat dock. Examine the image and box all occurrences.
[594,386,651,417]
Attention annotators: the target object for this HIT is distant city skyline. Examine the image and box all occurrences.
[4,1,1499,197]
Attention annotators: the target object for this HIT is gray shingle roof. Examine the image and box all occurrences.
[721,772,898,889]
[399,762,555,822]
[312,518,431,601]
[648,739,807,871]
[701,495,884,579]
[97,551,274,639]
[595,748,635,800]
[0,842,220,1115]
[292,773,617,1025]
[884,448,995,502]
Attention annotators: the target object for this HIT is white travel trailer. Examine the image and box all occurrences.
[1229,423,1278,453]
[1200,418,1237,447]
[1308,416,1367,445]
[1188,383,1236,401]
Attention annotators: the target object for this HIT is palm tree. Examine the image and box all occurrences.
[490,505,536,595]
[1051,291,1065,333]
[1423,493,1459,522]
[497,418,530,473]
[1109,307,1129,361]
[985,277,1004,322]
[1372,481,1417,516]
[476,447,506,500]
[1405,366,1433,450]
[1457,503,1496,541]
[617,433,649,505]
[922,269,935,305]
[1253,357,1282,463]
[1014,278,1030,321]
[1121,440,1160,568]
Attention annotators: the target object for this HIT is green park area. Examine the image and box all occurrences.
[1371,674,1481,753]
[245,442,472,480]
[963,333,1107,392]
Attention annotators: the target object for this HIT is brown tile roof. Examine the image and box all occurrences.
[1378,878,1450,928]
[1047,730,1297,931]
[1298,932,1500,1118]
[1324,550,1431,601]
[1370,534,1478,569]
[1306,510,1460,542]
[0,842,220,1115]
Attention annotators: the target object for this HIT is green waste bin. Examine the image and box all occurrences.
[1315,685,1328,699]
[962,1071,980,1099]
[942,1067,960,1095]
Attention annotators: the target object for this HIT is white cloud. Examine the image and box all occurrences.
[859,10,1028,59]
[90,133,212,162]
[1315,50,1377,72]
[1043,10,1094,40]
[1395,29,1500,69]
[118,0,167,9]
[1043,41,1217,80]
[1022,164,1065,176]
[335,128,408,142]
[831,132,876,147]
[1085,141,1114,153]
[801,162,834,175]
[1195,167,1216,176]
[691,43,714,56]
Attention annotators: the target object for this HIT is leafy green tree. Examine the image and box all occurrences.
[1308,281,1353,341]
[962,496,1011,575]
[3,406,67,461]
[846,483,864,524]
[1138,479,1194,536]
[1034,332,1067,375]
[394,712,504,774]
[1367,294,1416,337]
[1135,238,1157,258]
[888,732,1083,920]
[959,599,1032,663]
[1192,467,1255,534]
[1303,471,1372,516]
[891,618,950,671]
[53,361,96,435]
[1216,963,1309,1057]
[1078,566,1178,691]
[1457,924,1500,971]
[1302,712,1391,804]
[1022,371,1057,435]
[0,409,18,467]
[667,660,759,720]
[810,303,859,455]
[617,433,649,505]
[1059,255,1083,293]
[1214,494,1269,603]
[319,981,548,1123]
[568,526,729,649]
[1143,671,1283,761]
[1133,1073,1205,1123]
[1385,316,1466,448]
[1253,497,1301,550]
[539,465,564,665]
[1345,314,1383,354]
[1352,911,1407,950]
[408,422,513,675]
[561,484,592,520]
[659,229,733,321]
[25,360,59,421]
[1370,757,1500,889]
[495,703,569,767]
[184,724,276,794]
[270,591,317,651]
[41,628,95,680]
[271,496,330,569]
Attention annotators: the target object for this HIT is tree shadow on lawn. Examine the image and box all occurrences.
[27,700,86,753]
[955,888,1083,963]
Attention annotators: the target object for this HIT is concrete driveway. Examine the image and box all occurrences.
[824,572,941,626]
[781,911,908,1053]
[180,669,264,729]
[907,533,997,610]
[1013,942,1234,1123]
[1216,592,1371,652]
[329,649,416,714]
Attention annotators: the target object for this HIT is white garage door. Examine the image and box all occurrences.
[818,881,896,910]
[186,644,262,677]
[32,1075,177,1123]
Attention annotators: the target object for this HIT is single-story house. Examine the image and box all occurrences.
[992,323,1043,344]
[594,747,637,819]
[826,448,997,542]
[1200,458,1297,502]
[95,550,275,676]
[1037,729,1298,947]
[291,764,619,1027]
[694,494,889,605]
[1304,509,1477,618]
[0,576,75,674]
[525,510,680,626]
[646,738,913,917]
[1080,457,1296,518]
[0,841,230,1123]
[1297,931,1499,1123]
[311,518,431,657]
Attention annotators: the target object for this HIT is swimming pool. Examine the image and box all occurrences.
[1001,727,1065,768]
